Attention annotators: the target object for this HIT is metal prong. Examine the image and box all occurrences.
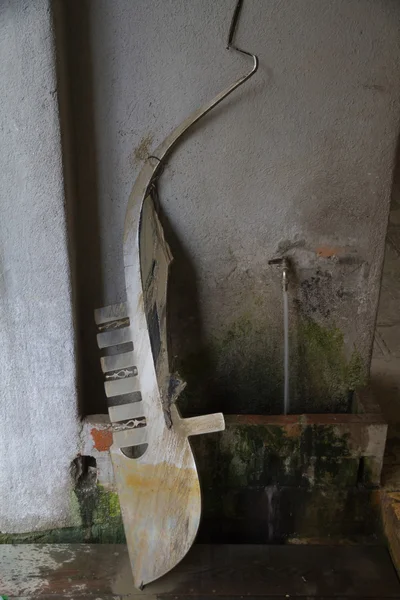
[94,302,128,325]
[113,427,147,449]
[100,351,136,374]
[97,328,132,349]
[109,402,145,423]
[105,377,141,398]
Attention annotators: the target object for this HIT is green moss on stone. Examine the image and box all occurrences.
[69,488,83,527]
[178,313,367,416]
[212,317,283,414]
[0,527,86,544]
[93,485,121,523]
[298,319,366,412]
[198,421,381,541]
[0,484,124,544]
[78,484,123,541]
[0,522,126,544]
[292,487,382,539]
[210,422,354,490]
[345,350,366,391]
[178,315,283,415]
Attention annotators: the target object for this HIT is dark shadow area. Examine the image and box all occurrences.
[157,194,281,418]
[161,195,353,417]
[157,201,214,418]
[370,132,400,492]
[54,0,106,416]
[386,137,400,254]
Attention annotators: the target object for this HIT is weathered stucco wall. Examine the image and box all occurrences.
[0,1,79,533]
[66,0,400,416]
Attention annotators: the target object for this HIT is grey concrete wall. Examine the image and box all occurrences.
[0,1,79,533]
[66,0,400,415]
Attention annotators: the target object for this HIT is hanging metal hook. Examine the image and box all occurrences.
[127,0,259,245]
[227,0,258,75]
[143,0,258,177]
[227,0,258,68]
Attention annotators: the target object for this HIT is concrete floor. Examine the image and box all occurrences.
[3,543,400,598]
[371,204,400,490]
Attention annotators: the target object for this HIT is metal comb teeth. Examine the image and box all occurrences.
[95,302,148,450]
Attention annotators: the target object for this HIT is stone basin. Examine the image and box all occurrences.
[192,387,387,543]
[69,387,387,545]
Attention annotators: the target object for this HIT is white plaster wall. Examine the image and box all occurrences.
[0,1,78,533]
[71,0,400,378]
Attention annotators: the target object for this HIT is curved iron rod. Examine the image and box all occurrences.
[124,0,258,250]
[227,0,255,64]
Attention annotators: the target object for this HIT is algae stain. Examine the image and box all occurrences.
[0,464,122,544]
[345,350,366,391]
[178,313,366,416]
[298,318,366,412]
[69,488,83,528]
[217,421,354,491]
[177,315,282,415]
[93,485,121,523]
[211,316,284,414]
[0,527,87,544]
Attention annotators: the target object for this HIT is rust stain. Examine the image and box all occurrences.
[91,427,113,452]
[285,423,302,438]
[112,452,200,587]
[121,460,198,496]
[226,414,300,426]
[132,134,154,166]
[316,246,344,258]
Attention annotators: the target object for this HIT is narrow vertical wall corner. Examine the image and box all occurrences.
[0,0,79,534]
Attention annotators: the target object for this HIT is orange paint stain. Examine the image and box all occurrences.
[316,246,344,258]
[121,461,198,495]
[91,427,113,451]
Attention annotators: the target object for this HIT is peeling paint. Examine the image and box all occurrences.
[0,545,60,595]
[91,427,113,452]
[316,246,345,258]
